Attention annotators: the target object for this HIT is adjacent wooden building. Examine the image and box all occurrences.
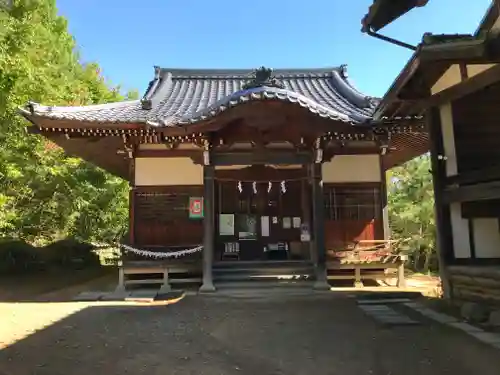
[20,65,425,291]
[363,0,500,303]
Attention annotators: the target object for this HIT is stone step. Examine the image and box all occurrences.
[214,280,316,290]
[213,266,314,274]
[213,260,314,270]
[214,273,314,282]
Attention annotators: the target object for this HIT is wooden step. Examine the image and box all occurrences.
[215,280,316,290]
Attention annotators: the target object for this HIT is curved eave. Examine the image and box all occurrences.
[149,86,373,129]
[18,100,148,125]
[20,92,376,136]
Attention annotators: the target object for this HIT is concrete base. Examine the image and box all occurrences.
[354,281,364,289]
[114,284,126,294]
[72,291,107,301]
[159,284,172,294]
[199,283,216,293]
[125,290,158,303]
[313,280,331,291]
[101,291,130,301]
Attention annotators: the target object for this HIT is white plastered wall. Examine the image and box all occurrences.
[431,64,497,95]
[322,155,380,183]
[472,218,500,258]
[449,203,471,258]
[135,157,203,186]
[440,102,471,258]
[135,154,380,186]
[440,103,458,177]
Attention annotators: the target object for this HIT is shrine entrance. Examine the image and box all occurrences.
[214,165,312,262]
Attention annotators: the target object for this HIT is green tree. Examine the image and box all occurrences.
[0,0,135,245]
[388,155,437,273]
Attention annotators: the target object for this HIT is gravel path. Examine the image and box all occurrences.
[1,294,499,375]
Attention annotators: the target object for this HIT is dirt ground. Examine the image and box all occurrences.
[0,267,115,302]
[1,292,500,375]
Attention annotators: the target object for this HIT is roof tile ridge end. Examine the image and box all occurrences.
[338,64,349,78]
[141,66,162,109]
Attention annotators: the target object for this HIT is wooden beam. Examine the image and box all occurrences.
[475,0,500,35]
[444,181,500,203]
[428,107,453,297]
[211,151,313,166]
[135,149,201,158]
[447,164,500,185]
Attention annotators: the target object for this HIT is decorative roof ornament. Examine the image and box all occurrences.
[242,66,284,90]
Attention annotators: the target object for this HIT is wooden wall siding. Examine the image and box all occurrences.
[322,183,383,249]
[462,199,500,218]
[134,222,203,247]
[133,185,204,247]
[324,220,379,250]
[453,82,500,174]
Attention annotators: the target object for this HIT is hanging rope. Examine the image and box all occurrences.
[121,244,203,259]
[215,177,306,182]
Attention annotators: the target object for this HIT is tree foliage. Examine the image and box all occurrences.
[0,0,137,246]
[388,155,437,272]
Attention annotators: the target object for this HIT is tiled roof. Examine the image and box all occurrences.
[362,0,428,32]
[21,66,379,126]
[421,33,477,45]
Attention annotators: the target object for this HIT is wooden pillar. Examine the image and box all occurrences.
[397,258,406,288]
[428,107,452,299]
[199,165,216,293]
[311,163,330,290]
[301,165,314,262]
[128,158,136,245]
[379,155,390,240]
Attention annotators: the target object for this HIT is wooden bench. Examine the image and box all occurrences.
[326,240,407,288]
[115,259,202,293]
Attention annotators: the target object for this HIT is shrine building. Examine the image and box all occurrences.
[20,66,426,291]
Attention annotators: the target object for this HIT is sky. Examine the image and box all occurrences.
[56,0,492,98]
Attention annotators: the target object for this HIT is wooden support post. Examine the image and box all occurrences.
[379,155,390,240]
[311,164,330,290]
[115,265,126,293]
[200,165,216,293]
[159,267,172,293]
[302,165,314,262]
[354,266,363,288]
[397,258,406,288]
[428,107,453,299]
[128,154,136,245]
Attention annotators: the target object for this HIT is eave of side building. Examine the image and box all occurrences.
[373,1,500,122]
[362,0,429,32]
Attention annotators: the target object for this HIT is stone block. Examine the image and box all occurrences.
[460,302,490,323]
[488,310,500,327]
[71,291,105,301]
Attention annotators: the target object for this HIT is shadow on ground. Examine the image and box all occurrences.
[1,294,500,375]
[0,267,116,303]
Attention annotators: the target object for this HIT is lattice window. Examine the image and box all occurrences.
[323,186,380,221]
